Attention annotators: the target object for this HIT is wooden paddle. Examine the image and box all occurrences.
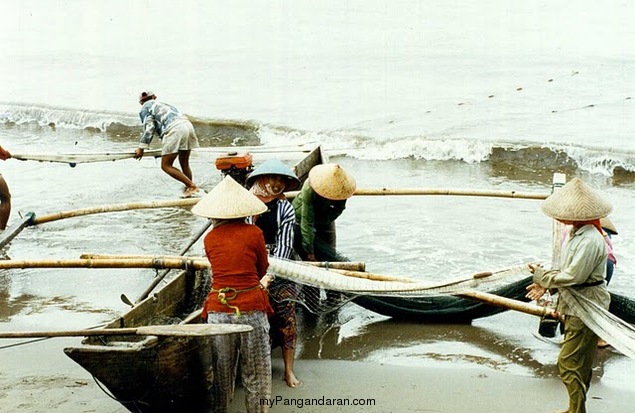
[0,323,252,339]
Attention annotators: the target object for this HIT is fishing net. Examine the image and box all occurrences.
[267,235,540,324]
[268,238,358,315]
[562,288,635,359]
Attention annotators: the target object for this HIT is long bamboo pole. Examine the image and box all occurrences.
[79,253,366,272]
[456,290,558,319]
[133,219,213,303]
[0,258,210,270]
[32,199,199,225]
[323,267,558,319]
[0,323,252,339]
[31,187,547,226]
[0,257,556,319]
[285,188,549,200]
[0,257,366,271]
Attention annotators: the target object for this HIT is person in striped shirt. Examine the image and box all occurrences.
[247,159,303,388]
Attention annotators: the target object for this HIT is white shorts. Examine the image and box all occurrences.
[161,121,199,155]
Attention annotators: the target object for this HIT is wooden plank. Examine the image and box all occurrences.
[293,145,326,184]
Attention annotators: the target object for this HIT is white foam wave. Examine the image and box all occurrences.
[0,102,137,130]
[545,143,635,176]
[258,123,635,176]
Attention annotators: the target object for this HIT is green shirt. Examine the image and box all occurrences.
[534,224,610,315]
[292,181,346,255]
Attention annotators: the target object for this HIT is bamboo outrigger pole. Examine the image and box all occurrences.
[320,266,558,320]
[30,187,548,226]
[79,253,366,272]
[132,219,213,304]
[0,258,210,270]
[0,257,557,320]
[285,188,550,200]
[32,199,199,225]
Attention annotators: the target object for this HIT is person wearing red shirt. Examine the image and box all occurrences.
[192,175,273,413]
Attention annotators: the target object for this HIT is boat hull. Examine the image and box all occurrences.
[64,268,213,413]
[65,335,214,413]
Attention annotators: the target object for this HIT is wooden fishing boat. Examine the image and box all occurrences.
[64,269,214,413]
[63,145,328,413]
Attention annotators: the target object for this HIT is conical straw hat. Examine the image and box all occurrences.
[191,175,267,219]
[541,178,612,221]
[600,217,618,235]
[308,164,357,200]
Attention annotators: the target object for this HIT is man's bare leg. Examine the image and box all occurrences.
[178,150,193,181]
[161,153,197,190]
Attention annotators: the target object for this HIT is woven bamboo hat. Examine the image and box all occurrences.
[541,178,612,221]
[308,163,356,200]
[191,175,267,219]
[600,217,618,235]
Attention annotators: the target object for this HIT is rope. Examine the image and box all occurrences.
[211,285,261,316]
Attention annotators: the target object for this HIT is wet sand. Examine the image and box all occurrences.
[2,294,634,412]
[1,351,632,413]
[256,356,633,413]
[1,309,634,412]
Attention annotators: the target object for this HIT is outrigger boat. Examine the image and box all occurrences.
[62,145,328,413]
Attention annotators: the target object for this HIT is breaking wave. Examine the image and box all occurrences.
[2,102,634,178]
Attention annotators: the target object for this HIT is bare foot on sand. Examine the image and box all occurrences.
[285,372,302,388]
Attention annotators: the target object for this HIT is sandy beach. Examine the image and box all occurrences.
[1,340,633,413]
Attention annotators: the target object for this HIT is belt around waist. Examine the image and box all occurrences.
[573,280,604,289]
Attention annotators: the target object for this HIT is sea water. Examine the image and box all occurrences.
[1,0,635,403]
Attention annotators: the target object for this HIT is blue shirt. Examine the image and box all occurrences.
[138,100,188,148]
